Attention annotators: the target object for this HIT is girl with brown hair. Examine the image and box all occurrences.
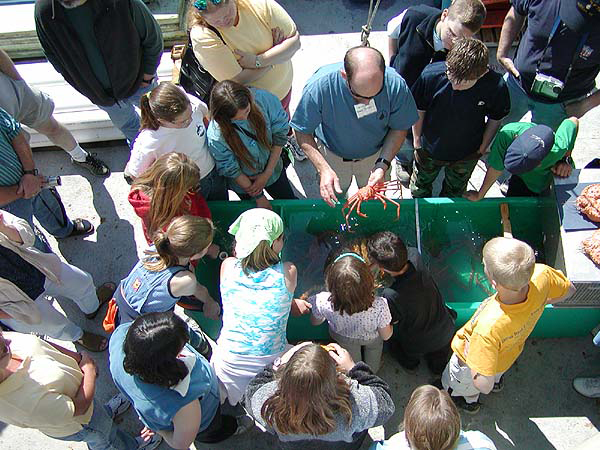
[244,342,395,449]
[112,215,221,327]
[125,82,227,200]
[128,152,213,246]
[308,252,394,372]
[207,80,295,210]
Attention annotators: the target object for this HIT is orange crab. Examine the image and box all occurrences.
[342,180,403,226]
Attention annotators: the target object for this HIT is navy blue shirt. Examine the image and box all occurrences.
[512,0,600,102]
[291,63,418,159]
[411,62,510,161]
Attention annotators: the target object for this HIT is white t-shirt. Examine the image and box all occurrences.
[371,430,497,450]
[309,292,392,341]
[125,94,215,179]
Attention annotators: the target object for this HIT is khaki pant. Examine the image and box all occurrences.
[316,139,388,195]
[330,329,383,372]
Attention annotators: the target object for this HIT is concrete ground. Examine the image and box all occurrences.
[2,0,600,449]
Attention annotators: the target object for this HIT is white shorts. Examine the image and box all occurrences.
[442,353,505,402]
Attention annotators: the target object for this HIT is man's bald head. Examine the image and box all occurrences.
[342,46,386,102]
[343,46,385,82]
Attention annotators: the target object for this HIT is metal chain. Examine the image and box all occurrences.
[361,0,382,47]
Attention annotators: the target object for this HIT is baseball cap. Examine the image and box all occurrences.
[560,0,600,33]
[504,125,555,174]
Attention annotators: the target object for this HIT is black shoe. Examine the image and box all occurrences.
[72,153,111,177]
[493,375,504,393]
[65,218,94,238]
[452,396,481,414]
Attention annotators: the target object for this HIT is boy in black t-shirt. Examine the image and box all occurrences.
[409,37,510,198]
[368,231,456,375]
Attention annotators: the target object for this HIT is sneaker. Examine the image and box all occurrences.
[104,392,131,420]
[72,153,111,177]
[493,375,504,393]
[135,434,163,450]
[573,376,600,398]
[452,396,481,414]
[233,414,255,436]
[395,162,412,185]
[286,135,306,161]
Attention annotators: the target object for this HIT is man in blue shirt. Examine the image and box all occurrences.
[497,0,600,131]
[291,46,418,206]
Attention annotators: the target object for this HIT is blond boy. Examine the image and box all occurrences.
[442,237,575,413]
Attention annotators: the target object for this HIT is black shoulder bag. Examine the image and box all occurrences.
[178,25,226,104]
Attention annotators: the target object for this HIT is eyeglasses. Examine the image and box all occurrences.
[347,77,385,100]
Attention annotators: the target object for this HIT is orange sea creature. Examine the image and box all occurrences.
[342,180,403,226]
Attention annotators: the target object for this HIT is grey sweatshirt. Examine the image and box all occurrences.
[244,362,395,449]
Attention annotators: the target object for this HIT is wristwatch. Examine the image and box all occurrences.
[255,55,262,68]
[23,169,38,176]
[561,156,575,167]
[374,157,391,171]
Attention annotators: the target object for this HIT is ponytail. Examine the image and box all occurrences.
[143,215,215,271]
[139,82,191,131]
[140,93,161,131]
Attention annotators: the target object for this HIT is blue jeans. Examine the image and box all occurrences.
[504,73,568,131]
[2,188,73,250]
[54,400,138,450]
[200,166,228,201]
[97,80,158,148]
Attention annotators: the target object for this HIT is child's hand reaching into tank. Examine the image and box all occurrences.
[291,298,312,316]
[326,343,355,372]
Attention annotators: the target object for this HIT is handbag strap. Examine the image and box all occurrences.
[232,122,259,141]
[187,23,227,49]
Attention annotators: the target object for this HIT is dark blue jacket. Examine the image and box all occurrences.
[390,5,447,89]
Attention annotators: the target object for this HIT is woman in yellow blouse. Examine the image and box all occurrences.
[189,0,301,115]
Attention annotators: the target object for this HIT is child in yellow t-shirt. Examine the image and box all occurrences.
[441,237,575,414]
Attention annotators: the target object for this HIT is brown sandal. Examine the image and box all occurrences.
[86,282,116,320]
[76,331,108,352]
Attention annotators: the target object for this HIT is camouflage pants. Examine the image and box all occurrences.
[409,147,479,198]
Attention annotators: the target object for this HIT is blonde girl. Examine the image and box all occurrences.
[212,208,308,405]
[128,152,213,245]
[125,82,227,200]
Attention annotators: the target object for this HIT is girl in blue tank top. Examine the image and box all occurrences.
[212,208,311,405]
[115,215,221,325]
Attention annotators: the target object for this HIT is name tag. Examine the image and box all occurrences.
[354,99,378,119]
